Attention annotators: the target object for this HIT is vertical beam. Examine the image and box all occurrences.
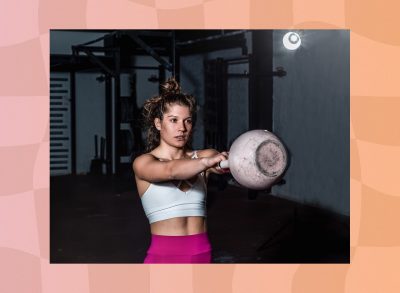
[105,75,113,175]
[217,58,228,150]
[170,31,180,81]
[204,58,228,150]
[175,52,180,82]
[114,48,121,175]
[171,31,176,78]
[158,65,166,93]
[249,31,273,131]
[248,31,274,199]
[69,71,76,175]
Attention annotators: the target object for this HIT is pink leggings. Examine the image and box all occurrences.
[144,232,211,264]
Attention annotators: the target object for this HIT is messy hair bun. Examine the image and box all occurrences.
[142,77,197,152]
[160,78,181,95]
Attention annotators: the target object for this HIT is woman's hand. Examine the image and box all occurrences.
[201,151,230,173]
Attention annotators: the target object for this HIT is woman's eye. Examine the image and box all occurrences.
[170,119,177,122]
[186,120,192,124]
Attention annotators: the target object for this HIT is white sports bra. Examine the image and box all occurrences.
[140,151,207,224]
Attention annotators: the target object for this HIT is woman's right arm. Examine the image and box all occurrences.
[132,153,227,183]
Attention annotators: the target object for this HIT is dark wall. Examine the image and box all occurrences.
[271,30,350,216]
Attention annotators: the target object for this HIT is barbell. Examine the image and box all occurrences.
[218,129,288,190]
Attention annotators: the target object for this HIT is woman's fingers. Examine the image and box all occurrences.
[220,151,229,157]
[215,152,230,171]
[202,151,229,169]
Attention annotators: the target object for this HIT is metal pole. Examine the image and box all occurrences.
[114,48,121,175]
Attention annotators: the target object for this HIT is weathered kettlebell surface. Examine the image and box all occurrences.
[229,130,287,190]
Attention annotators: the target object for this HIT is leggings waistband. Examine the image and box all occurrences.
[147,232,211,255]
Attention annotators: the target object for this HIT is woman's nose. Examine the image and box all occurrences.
[178,122,186,131]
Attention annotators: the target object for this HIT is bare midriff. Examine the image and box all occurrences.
[150,216,207,236]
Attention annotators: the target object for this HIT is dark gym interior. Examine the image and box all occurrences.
[50,30,350,263]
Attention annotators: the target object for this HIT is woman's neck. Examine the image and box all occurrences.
[153,144,190,160]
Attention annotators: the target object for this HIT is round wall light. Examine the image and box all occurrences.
[283,32,301,50]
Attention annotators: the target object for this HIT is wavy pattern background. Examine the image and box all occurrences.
[0,0,399,292]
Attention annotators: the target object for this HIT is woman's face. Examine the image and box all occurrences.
[154,103,193,148]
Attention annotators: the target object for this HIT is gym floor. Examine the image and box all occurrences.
[50,174,349,264]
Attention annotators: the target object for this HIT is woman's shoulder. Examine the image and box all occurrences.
[132,152,158,167]
[134,152,156,160]
[195,148,219,158]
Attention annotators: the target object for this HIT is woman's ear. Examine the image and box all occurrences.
[154,118,161,131]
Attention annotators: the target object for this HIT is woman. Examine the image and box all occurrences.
[132,78,229,263]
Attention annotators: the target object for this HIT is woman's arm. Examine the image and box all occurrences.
[132,152,227,183]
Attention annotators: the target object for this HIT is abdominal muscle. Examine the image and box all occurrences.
[150,216,207,236]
